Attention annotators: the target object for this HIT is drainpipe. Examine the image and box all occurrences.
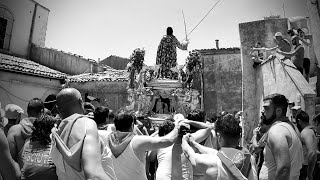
[28,3,38,59]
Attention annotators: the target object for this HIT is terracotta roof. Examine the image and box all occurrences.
[197,47,240,51]
[0,53,67,79]
[67,69,129,82]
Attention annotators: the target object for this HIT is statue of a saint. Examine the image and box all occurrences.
[156,27,189,79]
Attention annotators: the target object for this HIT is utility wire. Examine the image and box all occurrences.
[182,0,223,41]
[0,85,29,102]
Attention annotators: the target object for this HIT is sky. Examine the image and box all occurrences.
[38,0,309,65]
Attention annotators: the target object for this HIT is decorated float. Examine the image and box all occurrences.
[126,48,203,127]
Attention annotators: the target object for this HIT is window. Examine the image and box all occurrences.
[0,6,14,51]
[0,17,7,49]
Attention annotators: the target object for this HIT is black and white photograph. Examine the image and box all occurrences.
[0,0,320,180]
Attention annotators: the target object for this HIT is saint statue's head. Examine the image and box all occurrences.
[167,27,173,36]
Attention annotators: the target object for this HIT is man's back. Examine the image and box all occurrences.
[259,122,303,180]
[51,113,113,180]
[109,136,147,180]
[7,117,36,161]
[156,143,192,180]
[193,131,217,180]
[279,39,291,53]
[51,114,86,180]
[301,126,318,165]
[292,46,304,69]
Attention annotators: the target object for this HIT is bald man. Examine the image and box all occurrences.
[50,88,113,180]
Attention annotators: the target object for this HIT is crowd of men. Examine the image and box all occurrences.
[0,88,320,180]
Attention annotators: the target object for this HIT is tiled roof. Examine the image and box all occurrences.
[197,47,240,51]
[0,53,67,79]
[197,47,240,55]
[67,69,129,82]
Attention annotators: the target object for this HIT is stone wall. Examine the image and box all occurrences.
[69,81,128,111]
[199,48,242,117]
[306,0,320,66]
[30,45,105,75]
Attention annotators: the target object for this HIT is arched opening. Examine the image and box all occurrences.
[0,6,14,51]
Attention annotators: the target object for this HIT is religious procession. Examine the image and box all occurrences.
[1,0,320,180]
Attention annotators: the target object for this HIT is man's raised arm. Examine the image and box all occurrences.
[82,120,112,180]
[187,133,218,155]
[133,125,179,152]
[133,120,189,151]
[277,46,302,58]
[181,135,214,172]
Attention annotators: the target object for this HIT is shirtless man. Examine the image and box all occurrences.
[296,111,317,180]
[0,124,20,180]
[186,109,217,180]
[50,88,112,180]
[7,98,44,162]
[182,114,257,180]
[147,116,213,180]
[277,35,305,75]
[102,112,189,180]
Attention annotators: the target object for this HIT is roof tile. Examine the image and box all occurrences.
[0,53,67,79]
[67,69,129,82]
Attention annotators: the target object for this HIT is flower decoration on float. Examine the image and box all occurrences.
[144,67,154,82]
[185,50,202,74]
[129,48,146,74]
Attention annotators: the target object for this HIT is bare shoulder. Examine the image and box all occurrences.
[267,124,289,142]
[71,116,98,140]
[301,128,315,138]
[76,116,98,130]
[7,124,22,137]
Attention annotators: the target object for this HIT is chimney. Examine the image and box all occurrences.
[215,39,219,49]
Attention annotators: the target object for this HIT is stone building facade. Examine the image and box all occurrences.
[198,48,242,117]
[66,70,129,111]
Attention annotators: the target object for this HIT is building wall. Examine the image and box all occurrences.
[0,0,49,57]
[256,57,315,122]
[0,70,61,118]
[306,0,320,66]
[69,81,128,111]
[31,2,49,48]
[100,55,129,70]
[30,45,104,75]
[200,49,242,116]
